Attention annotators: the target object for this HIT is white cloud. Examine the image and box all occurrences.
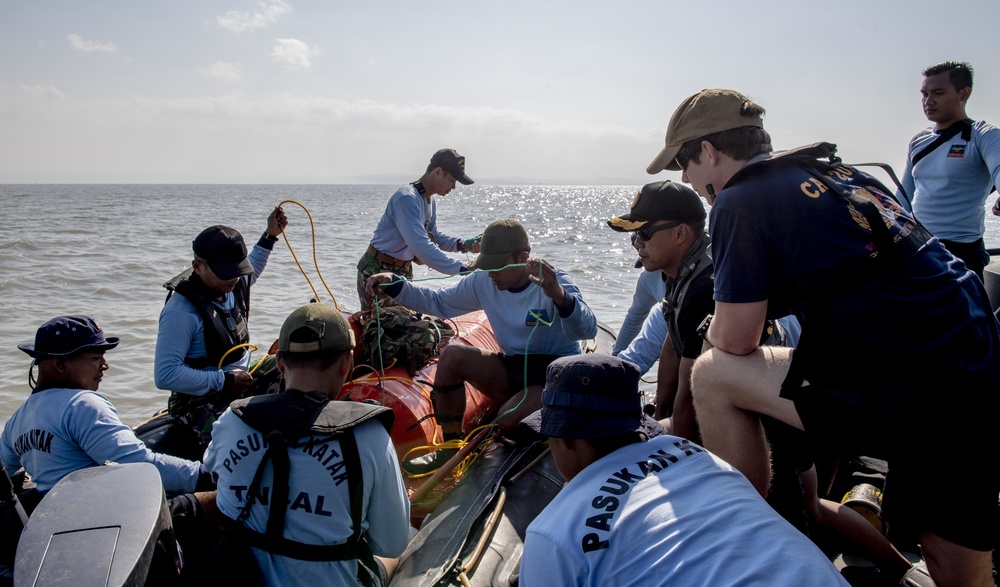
[67,34,119,53]
[198,61,243,82]
[15,84,67,101]
[269,38,320,71]
[217,0,291,33]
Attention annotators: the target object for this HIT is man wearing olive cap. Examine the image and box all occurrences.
[648,88,1000,586]
[517,354,848,587]
[366,218,597,475]
[0,316,205,497]
[204,303,410,587]
[357,148,482,312]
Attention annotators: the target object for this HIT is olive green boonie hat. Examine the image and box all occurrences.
[646,89,764,174]
[470,219,530,271]
[279,303,355,353]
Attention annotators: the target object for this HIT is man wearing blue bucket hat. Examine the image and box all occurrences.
[0,316,207,499]
[518,354,849,587]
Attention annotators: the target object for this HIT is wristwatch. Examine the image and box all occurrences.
[696,314,713,339]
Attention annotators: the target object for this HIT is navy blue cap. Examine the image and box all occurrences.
[18,316,120,359]
[521,354,665,439]
[193,225,253,280]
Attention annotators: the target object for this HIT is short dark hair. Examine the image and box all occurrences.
[280,348,349,371]
[923,61,974,91]
[683,127,773,167]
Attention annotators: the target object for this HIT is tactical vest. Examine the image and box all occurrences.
[163,268,250,369]
[225,391,395,566]
[661,234,712,354]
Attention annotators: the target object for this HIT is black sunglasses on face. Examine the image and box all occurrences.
[635,221,683,242]
[674,142,702,171]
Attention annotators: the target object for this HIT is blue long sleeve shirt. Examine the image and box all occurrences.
[613,271,667,355]
[390,270,597,356]
[0,388,201,494]
[898,119,1000,242]
[369,184,465,274]
[154,236,274,396]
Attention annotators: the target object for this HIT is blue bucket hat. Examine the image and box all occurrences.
[521,354,665,439]
[18,316,120,360]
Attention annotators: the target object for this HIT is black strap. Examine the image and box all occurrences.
[910,118,972,168]
[230,391,376,564]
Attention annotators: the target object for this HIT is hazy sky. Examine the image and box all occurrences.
[2,0,998,184]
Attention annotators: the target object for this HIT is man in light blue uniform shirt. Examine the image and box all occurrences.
[518,354,850,587]
[1,316,205,499]
[898,60,1000,281]
[367,219,597,475]
[205,303,410,587]
[154,207,287,445]
[357,148,481,311]
[611,233,667,356]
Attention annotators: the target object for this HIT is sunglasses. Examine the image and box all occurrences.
[635,221,683,242]
[674,142,702,171]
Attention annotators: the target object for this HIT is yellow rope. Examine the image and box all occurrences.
[217,343,258,369]
[276,199,340,310]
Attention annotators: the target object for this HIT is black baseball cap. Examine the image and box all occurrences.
[192,225,253,280]
[430,148,474,185]
[608,181,706,231]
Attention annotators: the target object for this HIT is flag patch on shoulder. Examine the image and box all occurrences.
[947,145,966,158]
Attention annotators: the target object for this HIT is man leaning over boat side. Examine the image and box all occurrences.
[609,181,923,583]
[154,206,287,448]
[517,354,850,587]
[647,88,1000,587]
[356,148,481,312]
[366,218,598,475]
[204,302,410,587]
[0,316,212,506]
[896,60,1000,282]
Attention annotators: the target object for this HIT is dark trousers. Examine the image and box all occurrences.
[941,237,989,282]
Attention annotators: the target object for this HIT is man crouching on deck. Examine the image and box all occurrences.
[518,354,850,587]
[366,218,597,476]
[204,303,410,587]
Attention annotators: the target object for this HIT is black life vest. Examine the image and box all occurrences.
[225,391,394,564]
[163,268,250,369]
[662,234,712,354]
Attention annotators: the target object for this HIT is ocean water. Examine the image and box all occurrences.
[0,183,645,426]
[5,183,1000,428]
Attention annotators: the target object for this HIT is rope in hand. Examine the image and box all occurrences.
[371,261,555,482]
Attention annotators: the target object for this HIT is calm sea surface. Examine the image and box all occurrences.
[5,184,1000,429]
[1,184,649,426]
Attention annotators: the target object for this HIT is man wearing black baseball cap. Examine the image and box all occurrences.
[517,354,849,587]
[606,181,714,439]
[0,316,206,498]
[154,206,288,446]
[357,148,482,312]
